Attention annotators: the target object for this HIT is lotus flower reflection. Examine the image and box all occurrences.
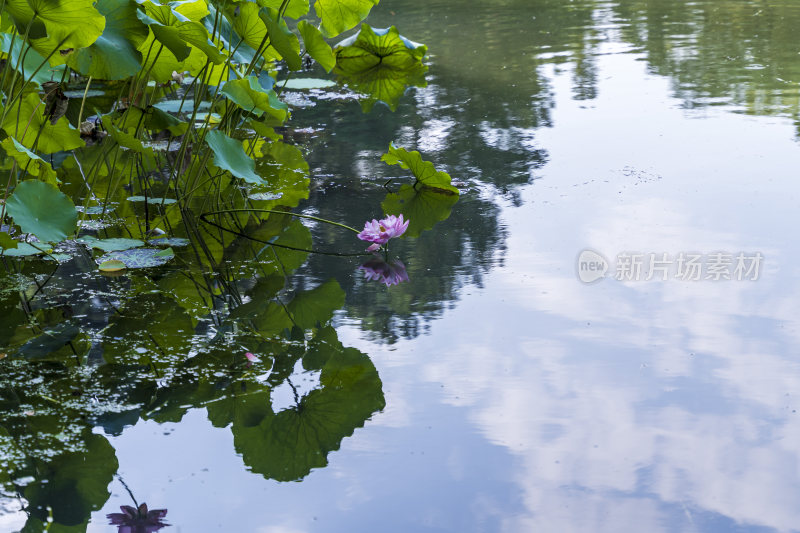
[107,503,168,532]
[359,256,409,286]
[357,214,409,250]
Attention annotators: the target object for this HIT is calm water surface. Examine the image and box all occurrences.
[4,0,800,531]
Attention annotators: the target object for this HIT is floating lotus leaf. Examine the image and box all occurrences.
[97,247,174,268]
[282,77,337,90]
[2,242,44,256]
[1,93,84,154]
[150,237,189,247]
[206,129,265,185]
[315,0,378,38]
[297,21,335,72]
[334,25,428,111]
[5,180,78,243]
[126,196,178,204]
[1,137,57,183]
[99,259,127,271]
[381,143,458,193]
[67,0,148,80]
[4,0,106,64]
[78,236,145,252]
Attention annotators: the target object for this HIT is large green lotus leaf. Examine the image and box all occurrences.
[0,32,66,85]
[334,25,427,111]
[1,136,57,183]
[297,20,334,72]
[221,76,288,122]
[135,30,204,82]
[259,8,301,71]
[23,433,117,527]
[233,327,384,481]
[286,279,345,329]
[335,24,427,71]
[258,0,308,19]
[1,93,84,154]
[4,0,105,64]
[381,143,458,193]
[315,0,378,38]
[137,1,224,64]
[382,183,458,238]
[67,0,148,80]
[77,236,144,252]
[143,105,188,135]
[224,1,267,51]
[206,129,265,185]
[5,180,77,243]
[170,0,208,20]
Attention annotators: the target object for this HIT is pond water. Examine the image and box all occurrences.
[3,0,800,531]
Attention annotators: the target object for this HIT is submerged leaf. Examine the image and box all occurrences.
[6,180,78,243]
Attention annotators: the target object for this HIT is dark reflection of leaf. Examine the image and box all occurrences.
[333,24,428,111]
[22,433,118,528]
[232,326,385,481]
[382,184,459,238]
[286,279,345,329]
[102,292,194,368]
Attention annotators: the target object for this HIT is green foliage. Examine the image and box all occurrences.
[4,0,106,63]
[5,180,78,242]
[220,76,288,121]
[381,143,459,193]
[66,0,148,79]
[334,24,428,110]
[298,20,335,72]
[315,0,379,38]
[2,93,84,154]
[1,136,57,182]
[0,2,448,528]
[206,129,265,184]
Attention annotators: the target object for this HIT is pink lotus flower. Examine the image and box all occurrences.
[357,214,409,249]
[358,257,409,286]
